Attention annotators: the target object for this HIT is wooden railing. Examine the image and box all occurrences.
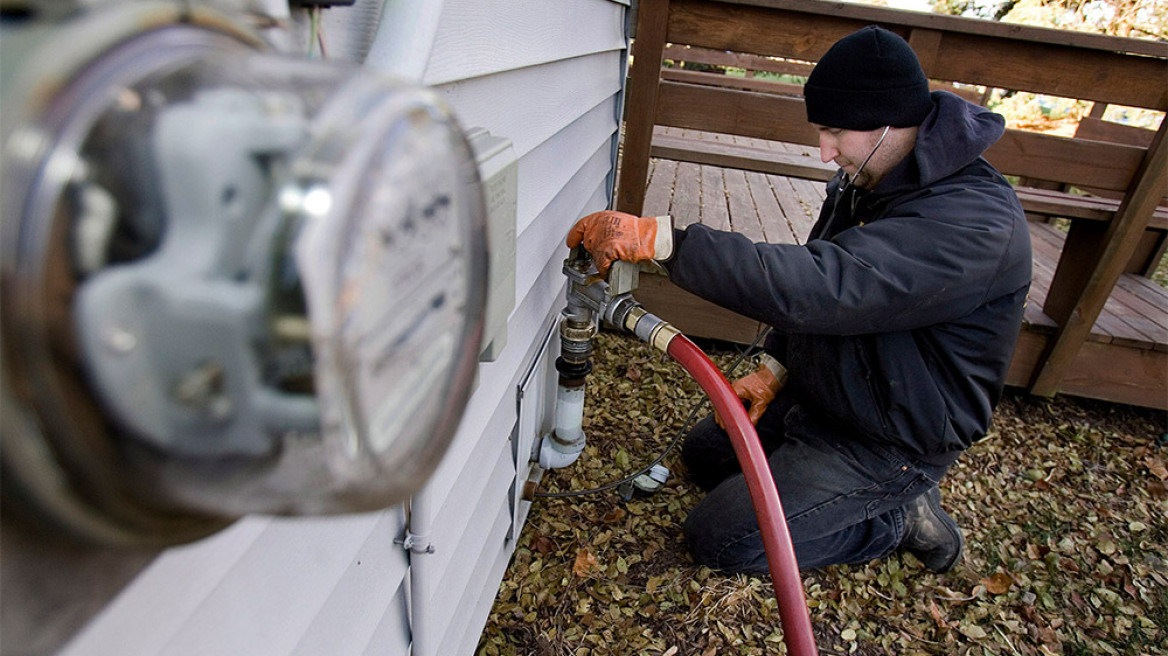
[661,44,987,104]
[617,0,1168,401]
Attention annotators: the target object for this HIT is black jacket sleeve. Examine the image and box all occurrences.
[663,178,1025,337]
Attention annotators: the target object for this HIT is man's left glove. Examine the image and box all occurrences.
[566,210,673,275]
[715,354,788,428]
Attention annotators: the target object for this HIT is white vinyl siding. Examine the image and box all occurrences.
[61,512,410,656]
[57,0,627,654]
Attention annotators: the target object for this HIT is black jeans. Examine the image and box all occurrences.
[681,397,950,573]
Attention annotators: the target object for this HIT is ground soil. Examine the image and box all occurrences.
[479,331,1167,656]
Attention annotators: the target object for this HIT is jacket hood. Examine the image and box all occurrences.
[877,91,1006,194]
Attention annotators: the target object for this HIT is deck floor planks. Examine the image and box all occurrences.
[643,152,1168,354]
[663,128,705,229]
[699,164,731,231]
[744,171,798,245]
[1029,222,1160,348]
[640,130,1166,354]
[1113,276,1168,352]
[733,136,823,243]
[748,137,824,240]
[671,161,703,228]
[705,132,767,238]
[1029,222,1166,349]
[1027,221,1127,343]
[1119,267,1168,299]
[723,167,766,242]
[768,174,817,243]
[644,158,677,217]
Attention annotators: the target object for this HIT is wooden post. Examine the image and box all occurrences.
[616,0,670,215]
[907,28,943,77]
[1030,120,1168,397]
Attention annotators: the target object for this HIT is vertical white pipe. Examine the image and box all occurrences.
[553,384,585,444]
[407,488,434,655]
[370,2,449,649]
[539,382,587,469]
[363,0,447,82]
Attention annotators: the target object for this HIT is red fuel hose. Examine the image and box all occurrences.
[666,334,818,656]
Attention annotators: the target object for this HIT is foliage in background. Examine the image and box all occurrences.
[929,0,1167,38]
[1153,260,1168,288]
[987,92,1092,134]
[752,71,808,85]
[930,0,1021,20]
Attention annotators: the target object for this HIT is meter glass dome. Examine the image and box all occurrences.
[1,11,487,543]
[288,77,488,513]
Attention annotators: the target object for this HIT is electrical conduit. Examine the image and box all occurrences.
[622,306,818,656]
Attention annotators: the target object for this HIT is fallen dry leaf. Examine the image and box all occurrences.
[600,507,626,524]
[959,622,987,640]
[1145,455,1168,480]
[929,599,949,629]
[573,548,598,577]
[981,571,1015,595]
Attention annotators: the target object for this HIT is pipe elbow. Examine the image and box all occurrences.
[538,432,585,469]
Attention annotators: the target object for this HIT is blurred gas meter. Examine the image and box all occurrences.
[0,2,490,545]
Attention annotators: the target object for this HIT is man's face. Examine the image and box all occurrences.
[814,125,915,190]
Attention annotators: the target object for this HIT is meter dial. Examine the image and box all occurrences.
[287,81,488,511]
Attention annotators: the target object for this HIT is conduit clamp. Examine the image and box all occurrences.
[395,532,436,554]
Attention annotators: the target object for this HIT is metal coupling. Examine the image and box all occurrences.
[559,316,596,347]
[601,293,640,330]
[624,306,681,353]
[557,315,595,383]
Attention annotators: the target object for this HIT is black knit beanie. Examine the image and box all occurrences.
[804,26,933,130]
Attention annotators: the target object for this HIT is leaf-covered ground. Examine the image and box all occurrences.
[478,331,1167,656]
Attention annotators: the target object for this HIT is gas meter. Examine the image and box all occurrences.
[0,2,488,544]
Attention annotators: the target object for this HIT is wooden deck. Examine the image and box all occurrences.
[630,128,1168,410]
[615,0,1167,409]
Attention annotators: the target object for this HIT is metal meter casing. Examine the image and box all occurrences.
[0,2,489,545]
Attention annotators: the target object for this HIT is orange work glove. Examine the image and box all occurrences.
[565,210,673,275]
[715,354,788,428]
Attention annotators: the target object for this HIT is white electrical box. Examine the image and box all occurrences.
[467,128,517,362]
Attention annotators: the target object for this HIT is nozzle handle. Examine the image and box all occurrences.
[608,260,639,296]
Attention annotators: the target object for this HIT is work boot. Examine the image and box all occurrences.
[900,486,963,573]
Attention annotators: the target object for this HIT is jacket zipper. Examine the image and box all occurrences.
[855,341,890,432]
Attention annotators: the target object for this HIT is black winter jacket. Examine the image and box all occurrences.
[664,92,1031,465]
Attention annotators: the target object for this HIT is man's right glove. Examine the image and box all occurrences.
[715,353,789,428]
[565,210,673,275]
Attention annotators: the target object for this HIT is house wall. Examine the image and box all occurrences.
[44,1,629,655]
